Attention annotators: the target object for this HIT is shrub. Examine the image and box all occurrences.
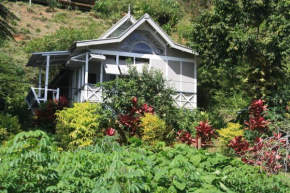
[100,65,179,128]
[228,136,249,155]
[195,120,217,148]
[0,113,21,144]
[177,120,216,148]
[140,113,168,145]
[34,96,70,133]
[176,109,200,135]
[218,123,244,155]
[176,130,196,146]
[245,99,269,134]
[55,103,103,149]
[117,97,155,143]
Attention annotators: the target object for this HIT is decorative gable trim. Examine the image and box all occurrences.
[98,14,137,39]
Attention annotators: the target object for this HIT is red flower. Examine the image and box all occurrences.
[131,97,138,106]
[105,128,116,136]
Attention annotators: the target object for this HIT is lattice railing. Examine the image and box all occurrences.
[172,92,197,109]
[86,85,103,102]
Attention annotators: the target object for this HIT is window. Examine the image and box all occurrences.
[88,73,97,84]
[131,43,153,54]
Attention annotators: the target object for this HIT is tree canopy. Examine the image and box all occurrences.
[190,0,290,108]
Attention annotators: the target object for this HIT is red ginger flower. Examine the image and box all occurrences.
[105,128,116,136]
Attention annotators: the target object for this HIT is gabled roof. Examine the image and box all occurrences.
[72,13,197,55]
[98,13,137,39]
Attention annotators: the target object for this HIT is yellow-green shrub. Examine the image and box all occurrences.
[218,123,244,155]
[55,103,103,149]
[140,113,167,146]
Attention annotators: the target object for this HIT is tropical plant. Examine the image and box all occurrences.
[0,130,59,192]
[195,120,217,147]
[1,133,289,192]
[245,99,269,134]
[34,96,70,133]
[176,129,196,146]
[55,103,103,149]
[228,136,250,155]
[176,109,200,135]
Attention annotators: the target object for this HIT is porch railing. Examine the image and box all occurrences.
[172,92,197,109]
[86,84,103,103]
[25,87,60,109]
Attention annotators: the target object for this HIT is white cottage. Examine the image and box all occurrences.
[25,12,201,110]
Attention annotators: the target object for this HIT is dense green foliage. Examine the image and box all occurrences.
[0,130,289,192]
[100,65,179,127]
[0,113,21,144]
[190,0,290,109]
[0,2,290,192]
[0,130,59,192]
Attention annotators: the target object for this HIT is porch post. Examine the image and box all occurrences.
[100,62,103,83]
[38,67,42,97]
[194,60,197,108]
[85,52,89,101]
[78,68,82,103]
[180,61,183,107]
[44,55,50,101]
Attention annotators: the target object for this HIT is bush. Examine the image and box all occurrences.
[176,109,200,135]
[140,113,169,145]
[218,123,244,155]
[34,96,70,133]
[100,65,179,128]
[0,113,21,144]
[55,103,103,149]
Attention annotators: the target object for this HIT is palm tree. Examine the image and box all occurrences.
[0,3,18,42]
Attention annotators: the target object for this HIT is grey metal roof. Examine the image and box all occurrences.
[26,51,71,67]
